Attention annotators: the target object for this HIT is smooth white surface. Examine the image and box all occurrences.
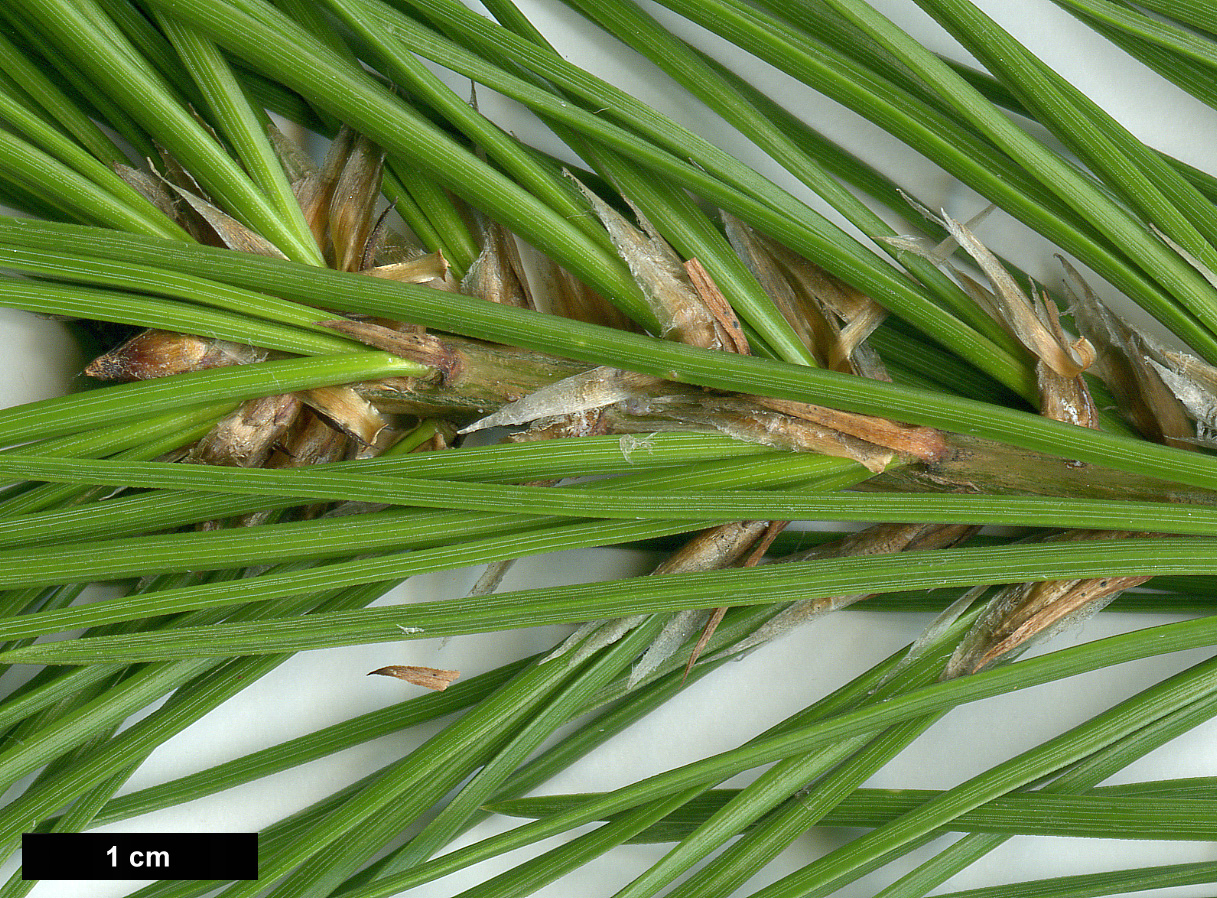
[2,0,1216,895]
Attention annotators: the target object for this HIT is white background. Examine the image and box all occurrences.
[2,0,1216,895]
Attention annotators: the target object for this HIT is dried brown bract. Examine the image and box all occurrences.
[86,330,264,380]
[188,393,301,468]
[365,251,455,290]
[167,182,288,258]
[729,522,978,654]
[741,222,890,377]
[368,666,460,691]
[1064,257,1192,447]
[462,219,535,309]
[1147,347,1217,446]
[576,178,728,350]
[685,258,749,354]
[944,213,1094,378]
[297,386,388,448]
[723,213,821,357]
[330,132,386,272]
[750,397,949,462]
[538,259,638,332]
[945,531,1155,678]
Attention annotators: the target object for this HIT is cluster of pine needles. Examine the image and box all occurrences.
[2,0,1217,894]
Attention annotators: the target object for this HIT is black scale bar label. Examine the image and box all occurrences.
[22,833,257,880]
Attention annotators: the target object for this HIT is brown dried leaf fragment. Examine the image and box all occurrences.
[86,330,264,380]
[1148,348,1217,444]
[506,409,612,442]
[167,182,288,258]
[365,251,455,290]
[295,127,355,251]
[944,213,1092,377]
[268,409,350,469]
[616,396,896,472]
[330,133,386,272]
[235,409,350,526]
[685,258,749,354]
[576,178,724,349]
[266,120,318,186]
[114,164,178,221]
[683,519,787,677]
[369,666,460,691]
[752,230,890,377]
[298,386,388,447]
[946,531,1155,677]
[189,393,301,468]
[1063,257,1192,448]
[462,219,535,309]
[1033,287,1098,429]
[750,397,949,462]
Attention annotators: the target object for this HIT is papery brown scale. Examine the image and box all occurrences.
[752,230,889,376]
[723,213,823,360]
[364,254,457,290]
[297,386,388,447]
[368,666,460,691]
[683,519,788,677]
[300,127,355,252]
[330,133,386,272]
[462,219,535,309]
[945,530,1157,678]
[114,164,179,222]
[85,330,265,381]
[266,120,318,186]
[616,396,896,473]
[167,183,288,258]
[684,258,749,354]
[750,397,950,462]
[1063,258,1193,448]
[189,393,302,468]
[505,409,611,442]
[945,214,1091,377]
[576,178,723,350]
[235,410,350,527]
[539,259,638,331]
